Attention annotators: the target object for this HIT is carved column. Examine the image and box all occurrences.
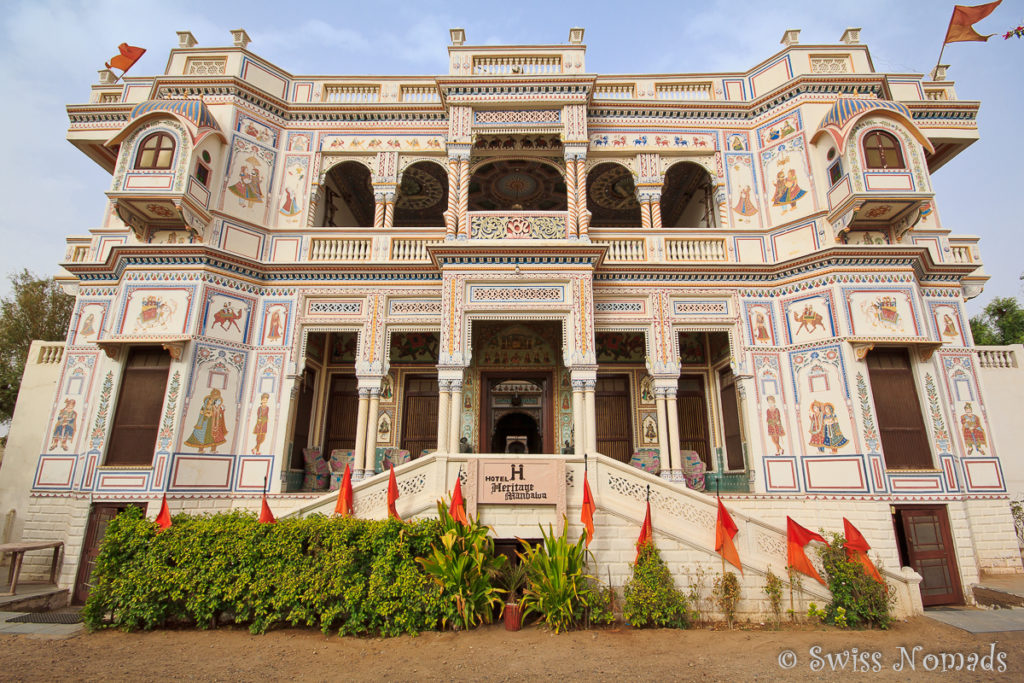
[572,378,586,456]
[364,388,381,477]
[576,158,590,240]
[436,379,451,455]
[373,192,386,228]
[353,387,370,477]
[639,193,653,230]
[583,378,598,455]
[564,155,579,238]
[665,386,681,475]
[655,387,671,478]
[650,190,663,228]
[382,191,396,229]
[444,157,459,239]
[457,157,470,238]
[448,377,463,453]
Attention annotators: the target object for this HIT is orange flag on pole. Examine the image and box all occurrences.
[106,43,146,73]
[334,464,354,516]
[786,516,827,584]
[635,499,653,563]
[715,498,742,574]
[450,475,468,524]
[387,463,401,521]
[581,474,596,547]
[843,518,884,584]
[155,494,172,531]
[258,495,276,524]
[944,1,1002,43]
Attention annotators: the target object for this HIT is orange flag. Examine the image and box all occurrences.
[387,463,401,521]
[581,474,596,547]
[715,498,742,574]
[155,494,172,531]
[450,476,468,524]
[106,43,146,73]
[786,516,827,584]
[843,518,884,584]
[258,495,276,524]
[635,499,653,563]
[944,1,1002,43]
[334,464,354,516]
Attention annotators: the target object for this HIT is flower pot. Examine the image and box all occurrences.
[504,602,522,631]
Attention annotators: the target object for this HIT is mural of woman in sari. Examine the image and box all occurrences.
[821,402,848,452]
[808,400,825,452]
[185,388,228,453]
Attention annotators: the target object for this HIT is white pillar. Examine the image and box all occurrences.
[665,387,681,475]
[353,388,370,477]
[655,388,671,478]
[572,379,585,456]
[448,379,463,454]
[437,380,451,455]
[364,388,381,476]
[584,379,597,455]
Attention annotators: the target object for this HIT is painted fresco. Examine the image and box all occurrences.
[72,301,108,345]
[259,301,292,346]
[595,331,645,363]
[930,303,965,345]
[45,353,97,455]
[182,344,247,454]
[277,155,309,227]
[321,135,445,152]
[329,333,358,363]
[941,354,994,458]
[202,290,255,344]
[747,303,776,346]
[760,134,814,225]
[847,290,918,337]
[842,230,889,245]
[725,152,762,228]
[679,332,706,365]
[790,347,854,456]
[390,332,440,362]
[246,353,284,455]
[118,286,194,335]
[784,294,834,344]
[641,413,658,445]
[236,113,280,147]
[222,135,276,224]
[477,325,556,367]
[287,133,311,152]
[754,354,791,457]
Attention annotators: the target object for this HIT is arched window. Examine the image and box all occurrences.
[134,132,176,170]
[826,148,843,186]
[862,131,905,170]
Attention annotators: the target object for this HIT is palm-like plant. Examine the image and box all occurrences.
[518,520,594,633]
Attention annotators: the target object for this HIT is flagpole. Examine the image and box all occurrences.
[717,478,725,575]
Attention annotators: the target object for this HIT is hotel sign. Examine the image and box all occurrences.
[477,459,560,505]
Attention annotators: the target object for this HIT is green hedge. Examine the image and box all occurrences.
[82,507,446,636]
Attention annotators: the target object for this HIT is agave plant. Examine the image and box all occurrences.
[518,519,596,633]
[417,500,506,631]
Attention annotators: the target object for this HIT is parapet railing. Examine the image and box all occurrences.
[975,345,1021,370]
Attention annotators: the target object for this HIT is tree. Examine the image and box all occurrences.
[969,296,1024,346]
[0,270,75,423]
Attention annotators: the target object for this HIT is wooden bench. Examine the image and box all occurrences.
[0,541,63,596]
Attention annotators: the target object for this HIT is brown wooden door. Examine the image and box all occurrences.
[289,368,317,470]
[895,505,963,606]
[867,349,933,469]
[73,502,147,605]
[322,373,358,455]
[719,375,744,470]
[106,347,169,466]
[677,375,712,468]
[401,375,439,457]
[596,375,632,463]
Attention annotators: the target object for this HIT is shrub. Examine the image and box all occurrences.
[685,566,709,626]
[83,507,446,636]
[713,571,740,628]
[814,532,893,629]
[417,500,506,630]
[623,543,690,628]
[763,569,783,627]
[518,521,604,633]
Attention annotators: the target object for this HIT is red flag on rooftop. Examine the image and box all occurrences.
[258,495,276,524]
[786,516,827,585]
[715,498,742,574]
[106,43,146,73]
[581,474,596,547]
[450,475,468,525]
[843,518,884,584]
[155,494,172,531]
[387,463,401,521]
[635,499,652,564]
[334,463,354,517]
[944,1,1002,43]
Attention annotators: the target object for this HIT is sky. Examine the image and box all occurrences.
[0,0,1020,315]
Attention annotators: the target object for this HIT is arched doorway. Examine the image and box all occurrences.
[586,162,642,226]
[491,411,542,453]
[661,161,717,228]
[316,160,374,227]
[394,161,447,227]
[468,159,567,211]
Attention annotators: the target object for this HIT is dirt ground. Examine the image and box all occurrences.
[1,616,1022,681]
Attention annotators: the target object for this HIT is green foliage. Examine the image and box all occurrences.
[83,507,446,636]
[417,500,505,630]
[0,270,74,422]
[763,569,783,627]
[786,564,804,622]
[622,543,690,628]
[713,571,740,628]
[969,296,1024,346]
[518,520,603,633]
[684,565,709,626]
[494,556,529,604]
[806,602,826,622]
[814,532,893,630]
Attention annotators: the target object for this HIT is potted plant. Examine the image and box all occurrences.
[496,559,529,631]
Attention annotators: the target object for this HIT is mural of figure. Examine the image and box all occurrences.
[820,402,848,453]
[765,395,785,455]
[960,402,987,454]
[942,314,959,339]
[267,309,283,341]
[212,301,244,332]
[279,188,301,217]
[808,400,825,452]
[228,161,264,208]
[783,169,806,208]
[644,418,658,442]
[753,311,771,344]
[771,171,787,207]
[79,313,95,337]
[49,399,77,451]
[185,388,228,453]
[251,393,269,455]
[732,185,758,220]
[793,304,825,336]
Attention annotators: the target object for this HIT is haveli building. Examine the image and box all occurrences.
[5,26,1022,613]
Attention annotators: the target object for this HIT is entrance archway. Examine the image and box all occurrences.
[491,411,542,453]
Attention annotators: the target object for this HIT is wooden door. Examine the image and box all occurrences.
[401,375,439,457]
[289,368,317,470]
[719,373,744,471]
[322,373,358,455]
[106,347,169,466]
[895,506,964,606]
[677,375,712,468]
[596,375,632,463]
[867,349,933,468]
[73,503,146,604]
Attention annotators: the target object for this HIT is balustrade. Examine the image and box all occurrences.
[472,55,562,75]
[664,237,728,261]
[309,238,371,261]
[975,347,1019,369]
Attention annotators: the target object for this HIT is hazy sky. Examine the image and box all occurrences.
[1,0,1019,314]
